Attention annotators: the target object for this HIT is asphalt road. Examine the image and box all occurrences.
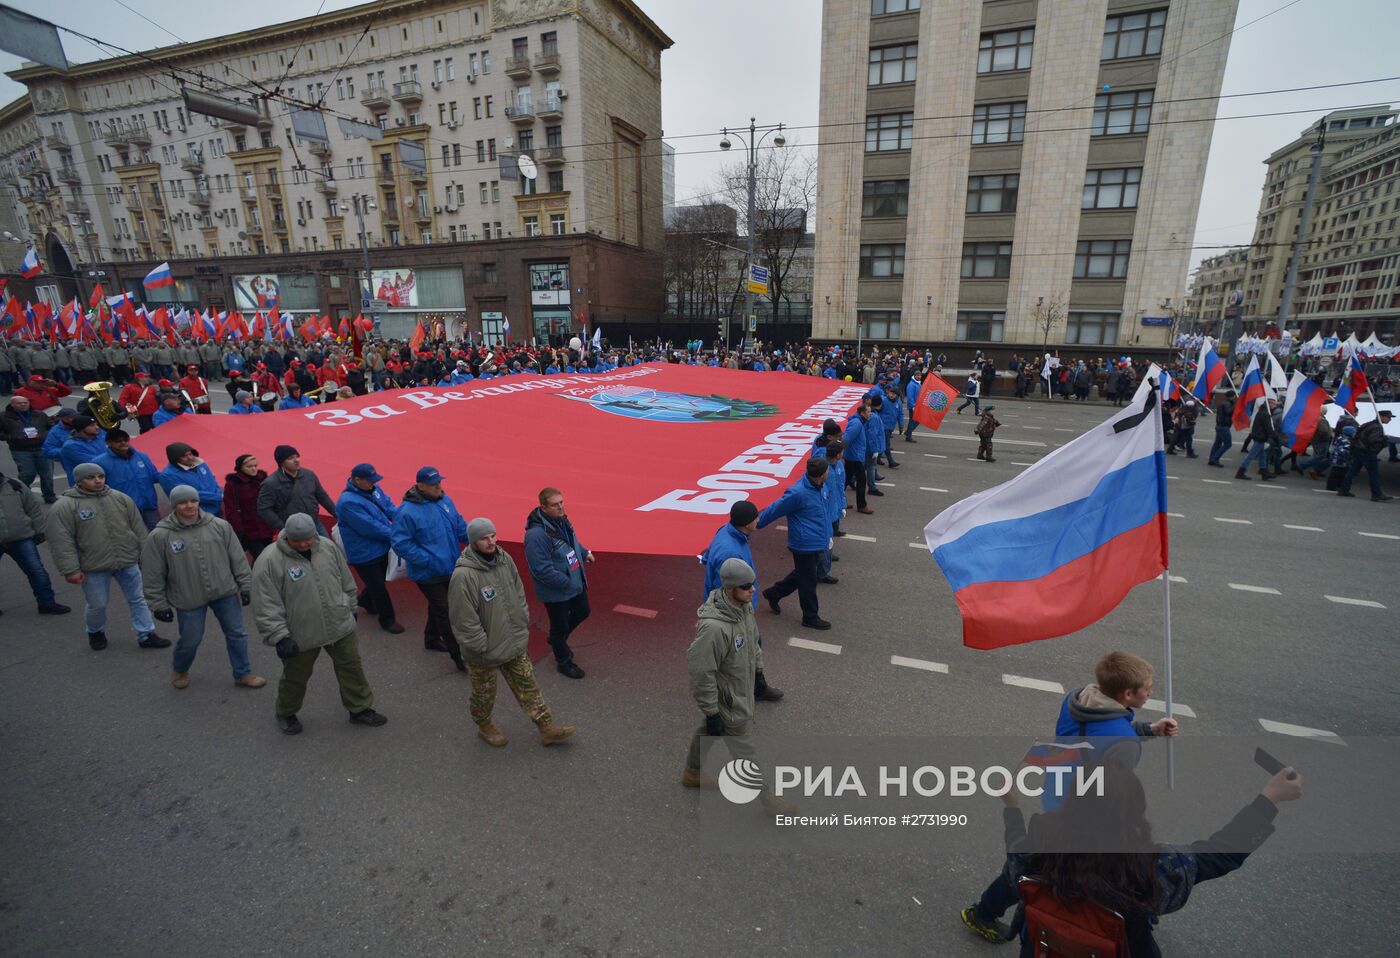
[1,385,1397,957]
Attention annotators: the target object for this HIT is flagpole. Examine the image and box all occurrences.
[1160,568,1174,790]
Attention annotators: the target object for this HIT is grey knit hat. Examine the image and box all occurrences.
[283,513,317,539]
[235,390,252,401]
[467,517,496,543]
[168,484,200,505]
[719,557,755,588]
[73,462,105,481]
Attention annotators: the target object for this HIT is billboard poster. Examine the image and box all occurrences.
[368,268,418,308]
[529,262,571,306]
[232,274,282,311]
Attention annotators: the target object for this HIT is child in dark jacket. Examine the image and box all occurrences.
[974,406,1002,462]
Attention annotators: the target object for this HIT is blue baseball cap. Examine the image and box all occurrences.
[416,466,444,484]
[351,463,382,482]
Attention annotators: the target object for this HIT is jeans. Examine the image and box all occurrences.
[173,593,251,677]
[1237,441,1268,474]
[867,451,882,483]
[1340,451,1383,498]
[904,420,918,440]
[957,396,980,415]
[1296,452,1329,473]
[769,549,821,620]
[81,564,155,639]
[816,547,832,579]
[1174,428,1196,456]
[351,553,397,625]
[140,508,160,531]
[1208,426,1233,464]
[883,430,896,466]
[543,591,590,664]
[11,448,55,502]
[0,536,57,604]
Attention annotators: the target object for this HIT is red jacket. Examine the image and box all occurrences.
[223,469,277,542]
[316,365,342,388]
[179,374,210,405]
[14,379,71,410]
[117,381,159,416]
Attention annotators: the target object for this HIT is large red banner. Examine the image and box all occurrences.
[133,364,868,556]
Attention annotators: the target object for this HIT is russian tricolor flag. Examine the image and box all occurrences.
[143,261,175,289]
[924,372,1169,650]
[1232,357,1273,431]
[1188,340,1224,402]
[20,247,42,279]
[1332,355,1369,414]
[1280,372,1328,454]
[1158,369,1180,402]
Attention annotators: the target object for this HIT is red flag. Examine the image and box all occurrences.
[88,283,106,311]
[408,318,426,352]
[149,306,170,334]
[910,370,958,431]
[1,296,23,333]
[298,317,320,342]
[128,307,152,340]
[249,312,266,340]
[355,314,373,334]
[337,316,351,339]
[58,299,82,340]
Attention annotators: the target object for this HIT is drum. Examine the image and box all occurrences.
[259,392,278,411]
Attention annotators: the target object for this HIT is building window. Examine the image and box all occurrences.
[1102,9,1166,60]
[1092,91,1153,136]
[955,310,1005,342]
[862,179,910,217]
[520,174,537,195]
[871,0,919,14]
[972,102,1026,145]
[550,213,566,235]
[865,112,913,152]
[966,174,1019,213]
[977,28,1033,73]
[476,140,486,163]
[547,170,564,193]
[961,242,1012,278]
[868,44,917,85]
[1066,311,1120,345]
[1082,168,1142,209]
[1074,239,1132,278]
[480,182,488,203]
[859,243,905,277]
[484,262,497,282]
[491,180,500,201]
[524,214,540,236]
[857,309,901,338]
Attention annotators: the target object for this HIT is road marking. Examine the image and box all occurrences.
[908,542,927,550]
[891,655,949,674]
[1166,475,1179,480]
[1258,718,1345,744]
[845,533,877,543]
[1053,428,1075,433]
[1167,512,1185,518]
[1002,674,1064,694]
[1214,517,1252,524]
[920,433,1046,447]
[877,482,896,488]
[1228,583,1281,595]
[1324,595,1387,609]
[1169,575,1188,584]
[1359,532,1400,540]
[1283,524,1323,531]
[1201,478,1231,485]
[1312,488,1334,494]
[1257,482,1285,489]
[1142,699,1198,718]
[923,453,948,459]
[919,486,948,493]
[1020,426,1044,430]
[1012,461,1034,466]
[613,605,657,619]
[789,637,842,655]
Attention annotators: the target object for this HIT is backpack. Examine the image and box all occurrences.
[1018,877,1128,958]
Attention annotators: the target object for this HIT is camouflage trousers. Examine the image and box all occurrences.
[468,651,551,727]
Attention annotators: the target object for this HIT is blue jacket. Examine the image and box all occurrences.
[523,507,589,602]
[158,461,223,514]
[42,423,73,460]
[389,486,468,581]
[879,391,903,430]
[812,451,846,524]
[227,403,263,415]
[823,367,837,379]
[94,448,160,511]
[756,475,830,553]
[1044,686,1152,811]
[699,521,757,608]
[906,377,921,411]
[335,480,398,564]
[867,411,887,454]
[842,414,868,462]
[223,353,244,373]
[152,407,185,427]
[279,394,316,410]
[59,435,108,483]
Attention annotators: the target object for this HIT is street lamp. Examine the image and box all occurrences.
[340,197,376,332]
[718,117,785,354]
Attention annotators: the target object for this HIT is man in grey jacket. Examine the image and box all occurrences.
[141,485,264,690]
[0,471,70,616]
[257,444,337,534]
[681,557,794,814]
[47,462,169,651]
[448,517,575,748]
[251,512,385,735]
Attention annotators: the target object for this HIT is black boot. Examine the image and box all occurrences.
[1234,469,1250,480]
[88,630,108,651]
[755,670,784,702]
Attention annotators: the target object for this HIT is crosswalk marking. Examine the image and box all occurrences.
[1202,478,1232,485]
[1258,718,1345,744]
[1142,699,1197,718]
[1228,583,1281,595]
[1324,595,1387,609]
[1214,517,1252,524]
[891,655,949,674]
[789,637,842,655]
[1359,532,1400,540]
[1002,674,1064,694]
[919,486,948,492]
[1283,524,1323,532]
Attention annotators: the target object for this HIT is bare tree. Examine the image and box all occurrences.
[1031,294,1066,353]
[664,203,737,320]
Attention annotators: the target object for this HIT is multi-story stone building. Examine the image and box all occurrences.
[812,0,1236,356]
[1,0,670,341]
[1184,245,1247,335]
[1241,105,1399,342]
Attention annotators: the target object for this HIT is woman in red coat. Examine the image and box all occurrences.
[223,454,277,559]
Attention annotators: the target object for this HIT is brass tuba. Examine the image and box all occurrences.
[83,381,122,429]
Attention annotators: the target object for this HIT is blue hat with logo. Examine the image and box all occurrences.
[416,466,444,484]
[351,463,383,482]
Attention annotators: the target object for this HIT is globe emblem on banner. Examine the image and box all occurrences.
[717,758,765,804]
[924,390,950,413]
[562,386,779,423]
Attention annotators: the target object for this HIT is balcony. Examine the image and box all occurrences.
[264,179,282,197]
[505,99,535,125]
[316,178,338,195]
[126,196,145,213]
[180,153,204,173]
[392,80,423,104]
[538,146,566,167]
[256,110,273,132]
[102,127,129,149]
[17,155,42,176]
[381,206,400,225]
[65,200,89,218]
[271,217,288,233]
[413,207,432,226]
[408,167,428,185]
[188,190,211,208]
[147,190,165,209]
[43,132,70,152]
[503,55,532,79]
[376,166,396,185]
[307,140,332,159]
[536,95,564,121]
[127,126,152,148]
[56,165,81,185]
[534,51,561,75]
[246,223,264,239]
[241,185,259,202]
[361,83,391,111]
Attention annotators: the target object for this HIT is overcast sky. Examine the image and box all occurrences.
[2,0,1397,273]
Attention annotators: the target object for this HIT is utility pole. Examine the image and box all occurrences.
[719,118,785,355]
[1277,120,1326,336]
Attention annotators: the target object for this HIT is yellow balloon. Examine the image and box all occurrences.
[843,375,853,382]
